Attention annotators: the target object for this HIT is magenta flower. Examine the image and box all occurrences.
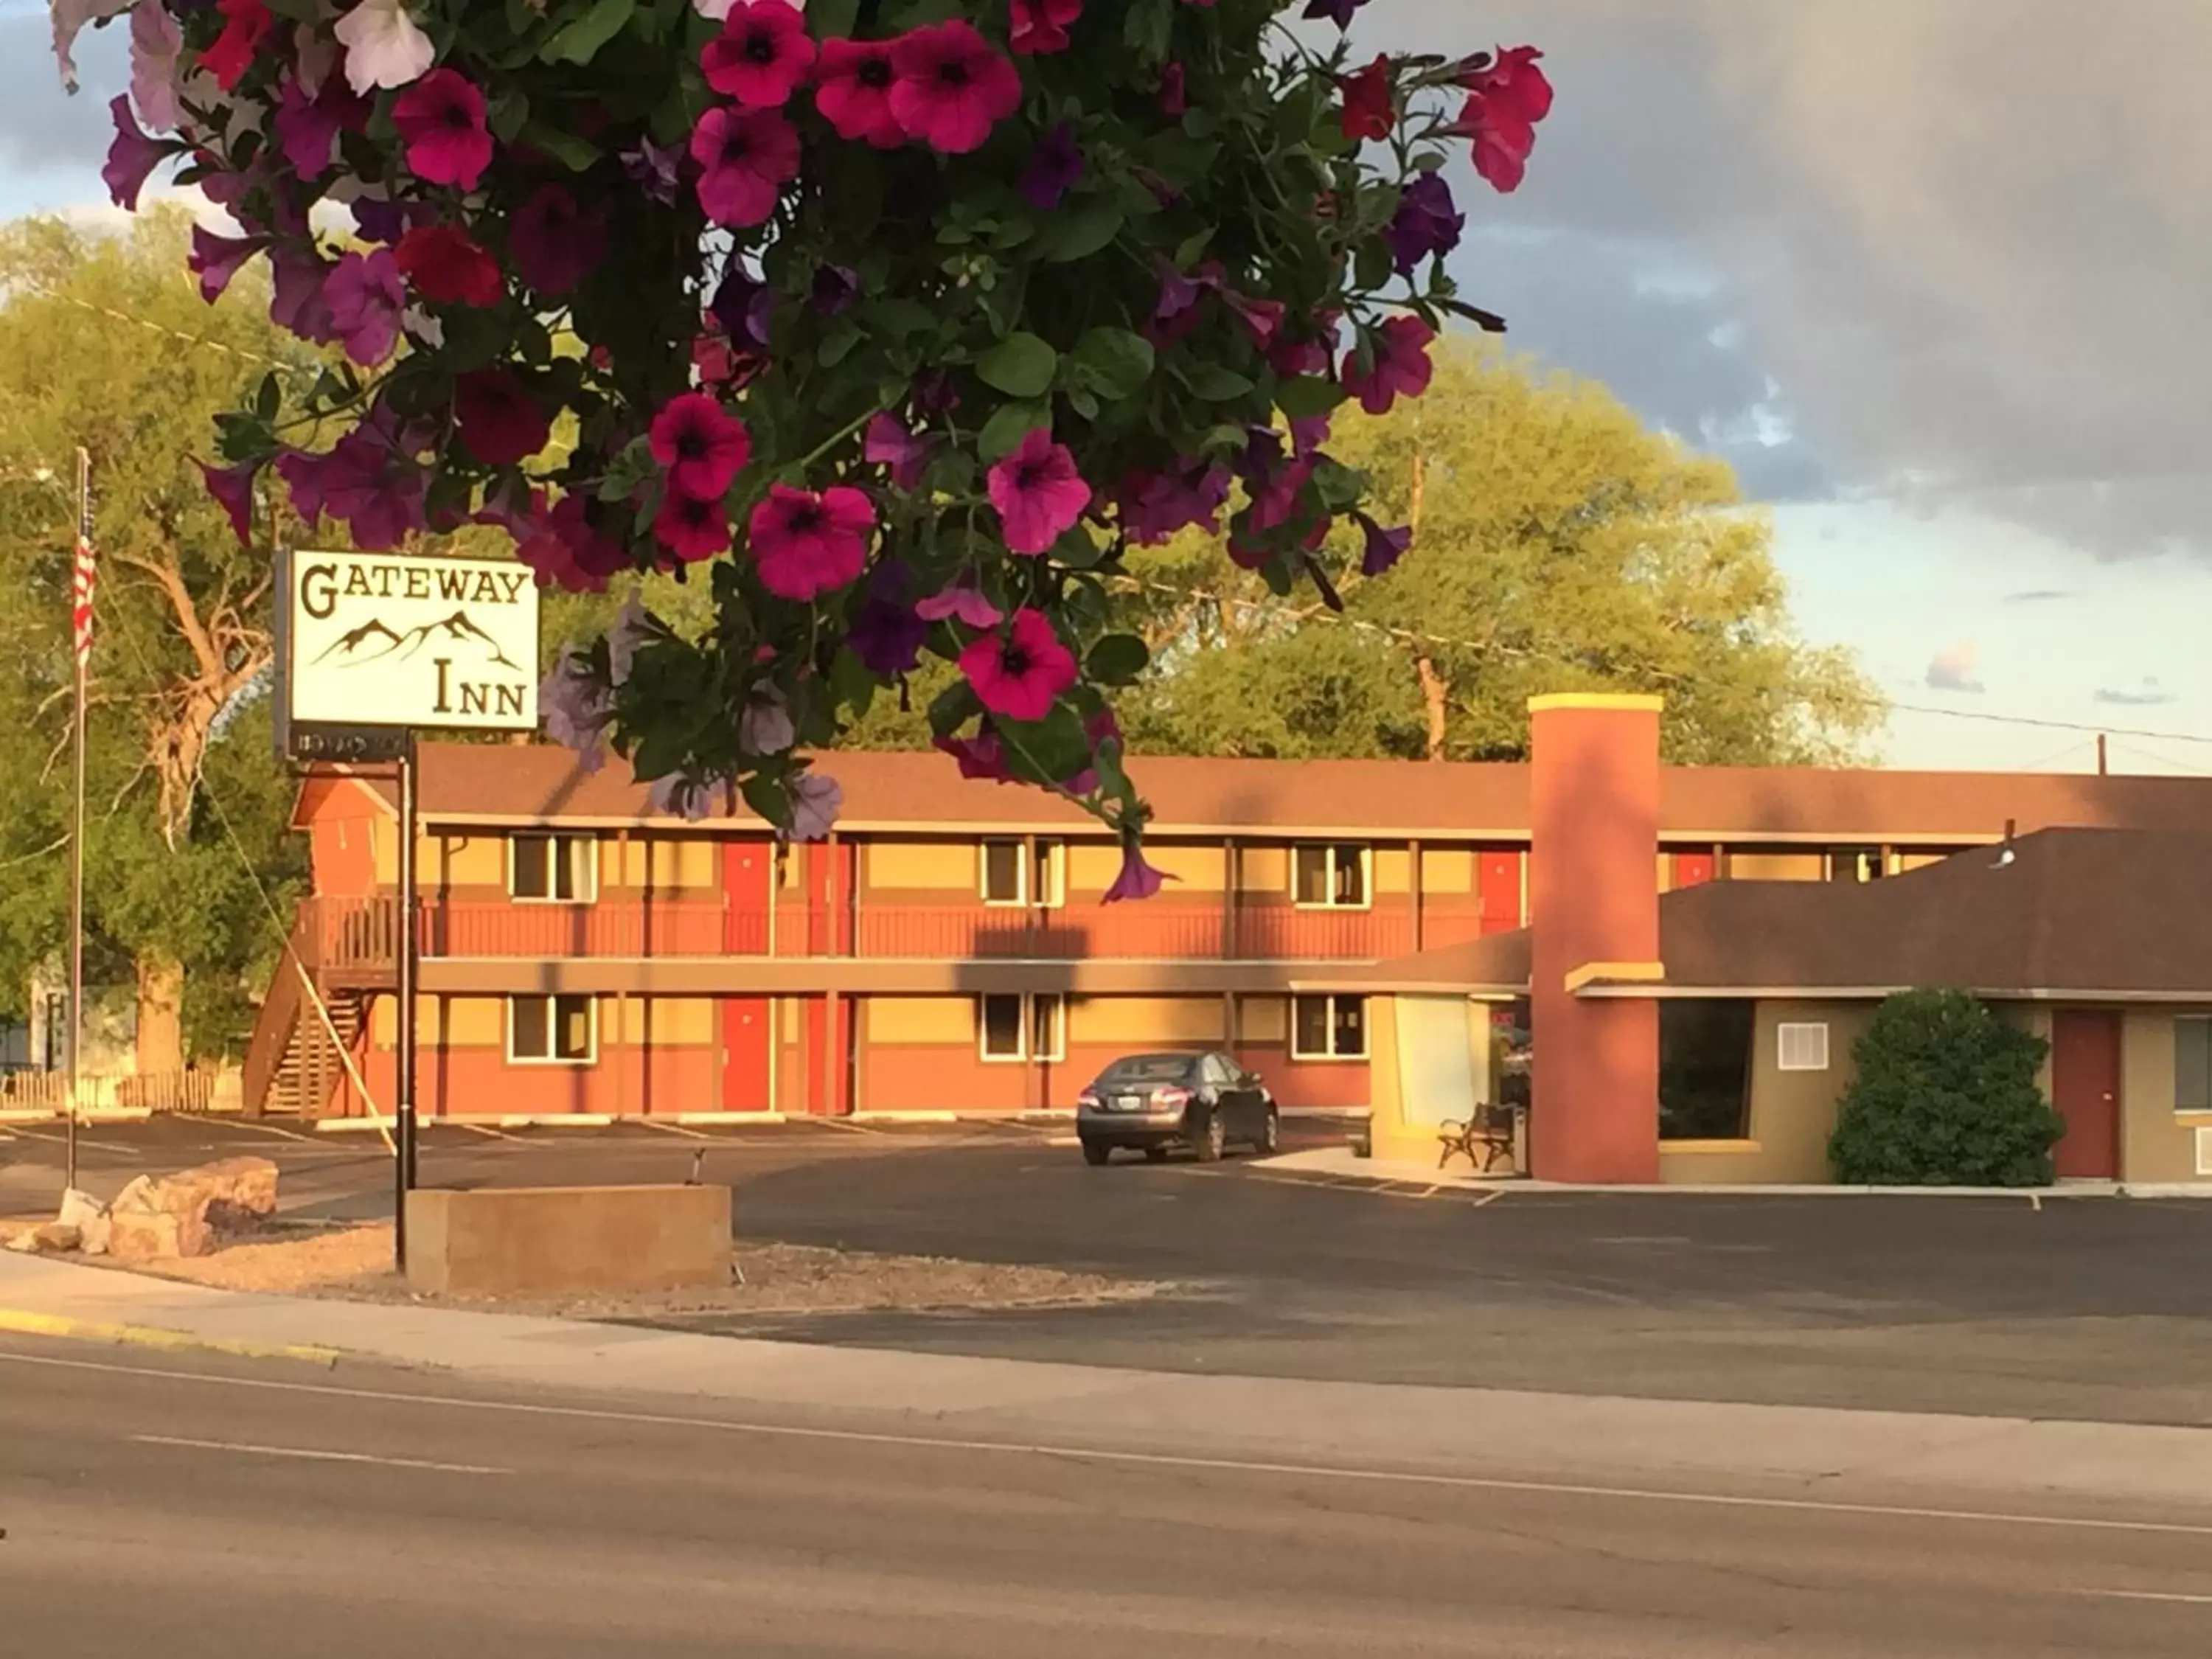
[187,225,261,303]
[915,574,1002,629]
[1385,173,1465,273]
[1119,462,1231,544]
[276,422,427,551]
[701,0,816,108]
[1159,62,1187,117]
[958,608,1078,723]
[275,74,366,181]
[455,369,551,467]
[1018,122,1085,211]
[936,729,1015,783]
[814,37,903,147]
[621,136,683,203]
[649,392,753,501]
[392,68,492,189]
[198,459,260,546]
[1010,0,1082,55]
[1355,510,1413,577]
[512,494,626,593]
[889,21,1022,156]
[509,185,609,296]
[653,490,731,563]
[690,105,801,228]
[988,429,1092,556]
[1301,0,1368,26]
[324,249,406,366]
[847,564,928,675]
[268,246,337,344]
[787,772,843,841]
[1343,316,1436,416]
[1223,290,1287,350]
[748,484,874,600]
[863,411,934,490]
[101,95,171,211]
[1288,414,1332,458]
[1102,840,1172,904]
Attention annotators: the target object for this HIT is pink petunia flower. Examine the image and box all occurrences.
[198,458,260,546]
[324,248,406,366]
[454,369,550,467]
[200,0,271,93]
[1158,62,1186,118]
[888,20,1021,156]
[701,0,816,108]
[935,730,1015,784]
[690,105,801,228]
[653,490,732,563]
[1341,315,1436,416]
[394,223,504,306]
[1354,510,1413,577]
[1119,462,1231,545]
[863,411,935,490]
[1010,0,1081,55]
[187,224,261,303]
[333,0,434,94]
[1102,840,1172,904]
[958,608,1077,723]
[509,184,610,296]
[914,574,1002,630]
[101,94,171,210]
[393,68,493,189]
[987,428,1092,556]
[129,0,185,131]
[649,392,752,501]
[748,484,874,600]
[813,36,904,147]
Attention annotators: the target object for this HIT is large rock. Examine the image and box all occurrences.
[5,1221,83,1255]
[106,1156,279,1261]
[57,1188,110,1256]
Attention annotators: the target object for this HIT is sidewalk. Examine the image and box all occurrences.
[9,1248,2212,1517]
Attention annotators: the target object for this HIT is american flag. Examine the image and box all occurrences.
[71,498,94,671]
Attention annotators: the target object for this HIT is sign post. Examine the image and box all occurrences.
[276,551,539,1270]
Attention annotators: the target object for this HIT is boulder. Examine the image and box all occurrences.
[57,1188,110,1256]
[4,1222,83,1254]
[106,1156,279,1260]
[108,1208,192,1263]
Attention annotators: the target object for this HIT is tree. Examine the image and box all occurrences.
[1828,990,2066,1187]
[1115,341,1882,765]
[0,212,313,1065]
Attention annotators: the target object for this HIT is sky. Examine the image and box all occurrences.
[3,0,2209,773]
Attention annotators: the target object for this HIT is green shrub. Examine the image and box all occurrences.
[1827,989,2065,1186]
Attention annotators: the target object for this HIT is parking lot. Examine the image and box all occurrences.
[9,1112,2212,1427]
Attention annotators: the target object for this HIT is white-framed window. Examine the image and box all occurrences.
[980,839,1065,908]
[1291,994,1367,1060]
[509,832,597,902]
[508,994,596,1064]
[1777,1022,1830,1072]
[1293,843,1370,909]
[2173,1018,2212,1112]
[978,992,1065,1062]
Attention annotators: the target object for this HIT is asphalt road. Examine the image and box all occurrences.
[11,1117,2212,1425]
[4,1335,2212,1657]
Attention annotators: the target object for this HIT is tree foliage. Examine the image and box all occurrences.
[1110,341,1882,765]
[1828,990,2066,1187]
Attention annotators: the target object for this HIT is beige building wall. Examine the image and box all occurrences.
[1373,848,1412,895]
[2121,1006,2212,1185]
[1071,996,1224,1045]
[1659,998,1874,1184]
[1239,995,1287,1043]
[866,843,976,891]
[1239,846,1289,893]
[1421,849,1474,894]
[866,996,972,1044]
[1726,851,1826,882]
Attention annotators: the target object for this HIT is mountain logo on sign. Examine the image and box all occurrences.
[311,611,523,672]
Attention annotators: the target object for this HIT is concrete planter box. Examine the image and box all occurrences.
[403,1184,731,1298]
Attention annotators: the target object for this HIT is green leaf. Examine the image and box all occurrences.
[925,677,983,740]
[1038,201,1124,263]
[1085,634,1150,686]
[541,0,636,64]
[1049,523,1108,568]
[867,298,938,339]
[1275,374,1346,419]
[818,319,863,368]
[807,0,862,35]
[996,705,1091,785]
[1183,364,1256,403]
[517,120,601,172]
[978,397,1051,463]
[487,89,531,144]
[737,770,789,830]
[976,333,1059,398]
[1071,327,1155,400]
[829,648,877,720]
[253,372,280,421]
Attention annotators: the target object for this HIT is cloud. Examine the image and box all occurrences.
[1924,644,1985,695]
[2094,679,2180,708]
[1355,0,2212,557]
[2003,589,2073,604]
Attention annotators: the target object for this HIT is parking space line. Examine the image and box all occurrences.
[450,1123,524,1141]
[217,1120,318,1142]
[636,1119,712,1140]
[813,1117,887,1136]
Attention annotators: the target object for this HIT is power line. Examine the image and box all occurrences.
[1888,701,2212,748]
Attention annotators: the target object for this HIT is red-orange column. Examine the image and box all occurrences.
[1528,694,1663,1183]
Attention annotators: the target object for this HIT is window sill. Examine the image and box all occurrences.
[1660,1139,1765,1155]
[507,1056,597,1067]
[507,896,597,907]
[1290,902,1374,914]
[1289,1051,1369,1064]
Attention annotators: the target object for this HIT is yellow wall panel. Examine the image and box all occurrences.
[1728,852,1826,882]
[425,835,504,887]
[1239,846,1289,892]
[370,817,395,883]
[781,996,801,1040]
[1374,848,1412,894]
[441,997,504,1047]
[1068,845,1122,891]
[1421,849,1474,894]
[614,996,715,1045]
[866,995,973,1044]
[1897,852,1950,873]
[1239,995,1287,1042]
[868,842,978,891]
[1071,995,1224,1045]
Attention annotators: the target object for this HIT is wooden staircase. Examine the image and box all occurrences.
[243,898,398,1119]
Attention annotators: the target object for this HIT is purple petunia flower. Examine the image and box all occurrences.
[1385,171,1466,273]
[1018,121,1085,211]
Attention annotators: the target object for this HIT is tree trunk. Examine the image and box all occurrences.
[1414,653,1450,762]
[133,954,185,1075]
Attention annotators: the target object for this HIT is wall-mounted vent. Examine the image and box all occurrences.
[1778,1022,1830,1073]
[2196,1126,2212,1178]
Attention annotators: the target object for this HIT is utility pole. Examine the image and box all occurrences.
[394,735,420,1270]
[66,448,92,1194]
[2097,732,2109,776]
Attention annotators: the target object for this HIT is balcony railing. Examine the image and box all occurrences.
[298,895,1422,970]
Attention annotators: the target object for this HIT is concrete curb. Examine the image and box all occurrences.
[0,1307,340,1368]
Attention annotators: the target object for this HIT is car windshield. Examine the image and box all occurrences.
[1096,1055,1197,1087]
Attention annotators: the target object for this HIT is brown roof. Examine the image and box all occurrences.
[321,742,2212,842]
[1340,828,2212,1001]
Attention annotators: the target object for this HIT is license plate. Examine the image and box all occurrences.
[1113,1095,1141,1112]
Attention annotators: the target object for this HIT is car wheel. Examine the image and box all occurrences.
[1081,1140,1111,1166]
[1143,1146,1169,1163]
[1195,1110,1226,1163]
[1256,1107,1280,1155]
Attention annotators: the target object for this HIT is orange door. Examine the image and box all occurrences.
[2051,1009,2121,1179]
[1478,852,1523,934]
[719,841,773,1110]
[1674,852,1716,887]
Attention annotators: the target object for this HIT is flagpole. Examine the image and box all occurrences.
[67,446,91,1195]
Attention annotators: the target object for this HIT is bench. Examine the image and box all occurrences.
[1437,1105,1517,1174]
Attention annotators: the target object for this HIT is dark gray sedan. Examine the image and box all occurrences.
[1076,1051,1279,1165]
